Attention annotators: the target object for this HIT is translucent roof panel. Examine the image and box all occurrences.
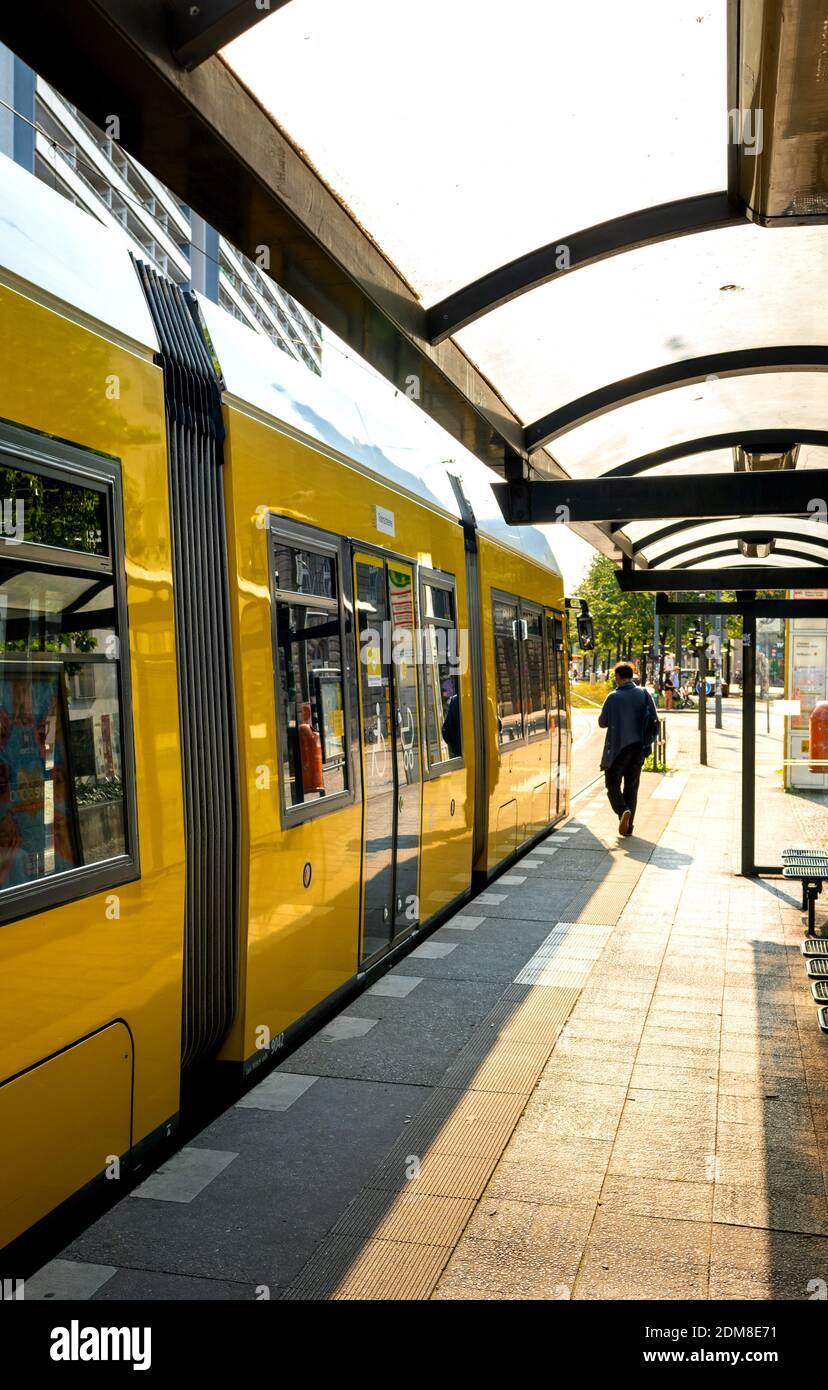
[549,374,828,478]
[691,554,825,569]
[223,0,727,305]
[670,539,828,567]
[632,445,828,478]
[629,516,828,561]
[456,225,828,427]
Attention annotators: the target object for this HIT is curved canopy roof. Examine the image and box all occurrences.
[3,0,827,590]
[221,0,828,588]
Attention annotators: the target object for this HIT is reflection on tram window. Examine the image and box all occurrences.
[422,580,462,767]
[493,598,522,747]
[524,609,548,739]
[0,463,109,555]
[0,568,117,656]
[274,599,348,809]
[272,542,336,600]
[0,561,127,891]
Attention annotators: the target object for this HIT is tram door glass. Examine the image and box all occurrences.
[353,553,422,961]
[546,613,570,814]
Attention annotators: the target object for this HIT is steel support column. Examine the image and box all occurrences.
[741,608,757,877]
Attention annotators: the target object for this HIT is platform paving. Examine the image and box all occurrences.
[27,710,828,1301]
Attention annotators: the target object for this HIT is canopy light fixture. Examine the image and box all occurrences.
[738,537,776,559]
[733,443,800,471]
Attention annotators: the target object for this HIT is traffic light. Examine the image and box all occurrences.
[575,599,594,651]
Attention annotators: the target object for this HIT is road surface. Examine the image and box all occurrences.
[570,703,604,798]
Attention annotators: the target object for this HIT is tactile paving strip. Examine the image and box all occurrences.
[512,923,614,987]
[439,1041,554,1095]
[282,1233,450,1301]
[332,1189,476,1247]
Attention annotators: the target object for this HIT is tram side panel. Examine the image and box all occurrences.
[217,405,474,1069]
[0,286,187,1249]
[475,534,568,877]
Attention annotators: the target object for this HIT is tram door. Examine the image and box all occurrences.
[353,552,422,962]
[546,612,571,816]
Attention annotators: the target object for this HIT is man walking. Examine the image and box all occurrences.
[598,661,660,836]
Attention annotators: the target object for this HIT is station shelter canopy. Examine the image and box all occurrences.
[221,0,828,587]
[3,0,827,588]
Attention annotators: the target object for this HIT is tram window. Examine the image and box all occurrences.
[421,577,462,770]
[272,541,348,816]
[0,564,129,893]
[272,542,336,600]
[0,463,109,555]
[493,598,523,748]
[524,609,548,739]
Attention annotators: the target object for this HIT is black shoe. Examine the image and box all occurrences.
[619,809,632,836]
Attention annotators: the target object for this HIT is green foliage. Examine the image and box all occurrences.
[0,463,105,554]
[570,679,612,707]
[75,776,123,805]
[570,554,654,656]
[570,552,787,655]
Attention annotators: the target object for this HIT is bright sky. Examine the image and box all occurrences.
[225,1,726,305]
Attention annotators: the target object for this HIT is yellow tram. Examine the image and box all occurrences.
[0,152,570,1254]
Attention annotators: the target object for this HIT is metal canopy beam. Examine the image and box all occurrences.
[426,192,744,343]
[650,528,828,567]
[606,429,828,478]
[494,469,828,526]
[523,348,828,452]
[656,597,828,617]
[167,0,291,70]
[617,565,820,592]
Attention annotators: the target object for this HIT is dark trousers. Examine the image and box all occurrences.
[604,742,645,821]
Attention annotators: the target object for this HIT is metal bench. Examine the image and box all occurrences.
[782,848,828,936]
[782,851,828,1039]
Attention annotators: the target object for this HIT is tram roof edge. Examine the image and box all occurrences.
[196,292,562,580]
[0,152,160,357]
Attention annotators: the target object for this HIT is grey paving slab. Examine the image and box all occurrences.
[25,1259,117,1301]
[460,878,591,923]
[367,974,423,998]
[93,1269,262,1301]
[130,1147,238,1203]
[320,1015,378,1041]
[64,1078,427,1287]
[411,940,457,959]
[281,976,507,1084]
[236,1071,318,1112]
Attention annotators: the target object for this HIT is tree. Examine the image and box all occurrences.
[569,554,787,663]
[570,554,654,660]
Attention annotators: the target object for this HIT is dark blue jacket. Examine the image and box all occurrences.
[598,681,660,771]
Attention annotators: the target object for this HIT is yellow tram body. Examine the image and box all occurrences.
[0,153,569,1252]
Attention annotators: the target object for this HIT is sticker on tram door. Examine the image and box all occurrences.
[366,645,382,687]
